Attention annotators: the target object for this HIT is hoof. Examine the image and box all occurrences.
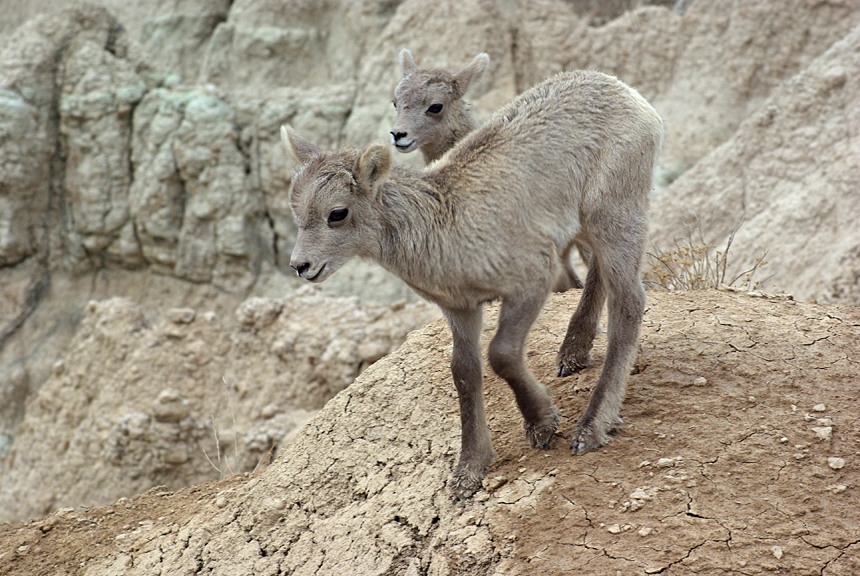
[451,467,484,501]
[570,418,616,454]
[525,406,561,450]
[571,436,601,454]
[557,357,590,377]
[452,458,492,502]
[553,269,583,293]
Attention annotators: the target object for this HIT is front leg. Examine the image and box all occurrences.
[444,307,495,500]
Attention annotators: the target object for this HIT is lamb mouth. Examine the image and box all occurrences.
[306,264,326,281]
[394,140,416,152]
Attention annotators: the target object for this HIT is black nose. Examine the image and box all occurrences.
[291,262,310,276]
[391,131,408,141]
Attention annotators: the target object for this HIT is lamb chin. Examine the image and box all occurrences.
[306,263,327,282]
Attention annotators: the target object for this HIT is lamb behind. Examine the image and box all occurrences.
[390,49,488,164]
[391,49,584,290]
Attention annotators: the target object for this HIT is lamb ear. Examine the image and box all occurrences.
[399,48,416,75]
[355,144,392,197]
[452,52,490,97]
[280,125,321,164]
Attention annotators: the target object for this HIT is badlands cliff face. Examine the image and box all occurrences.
[0,0,857,560]
[0,288,440,521]
[1,0,857,312]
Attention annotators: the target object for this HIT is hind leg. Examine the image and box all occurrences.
[557,251,606,376]
[570,239,645,453]
[488,293,560,450]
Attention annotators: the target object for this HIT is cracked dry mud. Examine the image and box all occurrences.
[1,290,858,575]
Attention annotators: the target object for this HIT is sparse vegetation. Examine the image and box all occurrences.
[201,377,242,478]
[644,226,768,292]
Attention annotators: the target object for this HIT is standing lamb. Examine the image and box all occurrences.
[390,49,489,164]
[282,70,664,498]
[391,48,584,291]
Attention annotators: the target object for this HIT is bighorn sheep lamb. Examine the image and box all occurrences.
[390,49,489,164]
[391,48,584,291]
[282,70,664,499]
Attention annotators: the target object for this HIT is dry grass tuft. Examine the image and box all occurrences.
[645,227,768,292]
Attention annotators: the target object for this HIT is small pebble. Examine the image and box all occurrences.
[167,307,196,324]
[157,389,182,404]
[55,507,76,517]
[153,389,189,423]
[656,458,676,468]
[772,545,783,560]
[638,526,653,537]
[812,426,832,441]
[630,488,651,500]
[215,496,228,508]
[39,517,59,533]
[261,404,279,420]
[607,524,622,534]
[828,457,846,470]
[484,476,507,491]
[813,404,826,412]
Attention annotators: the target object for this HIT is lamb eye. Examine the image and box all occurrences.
[392,100,397,109]
[427,103,443,114]
[328,208,349,223]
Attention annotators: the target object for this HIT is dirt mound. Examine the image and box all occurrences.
[1,290,857,575]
